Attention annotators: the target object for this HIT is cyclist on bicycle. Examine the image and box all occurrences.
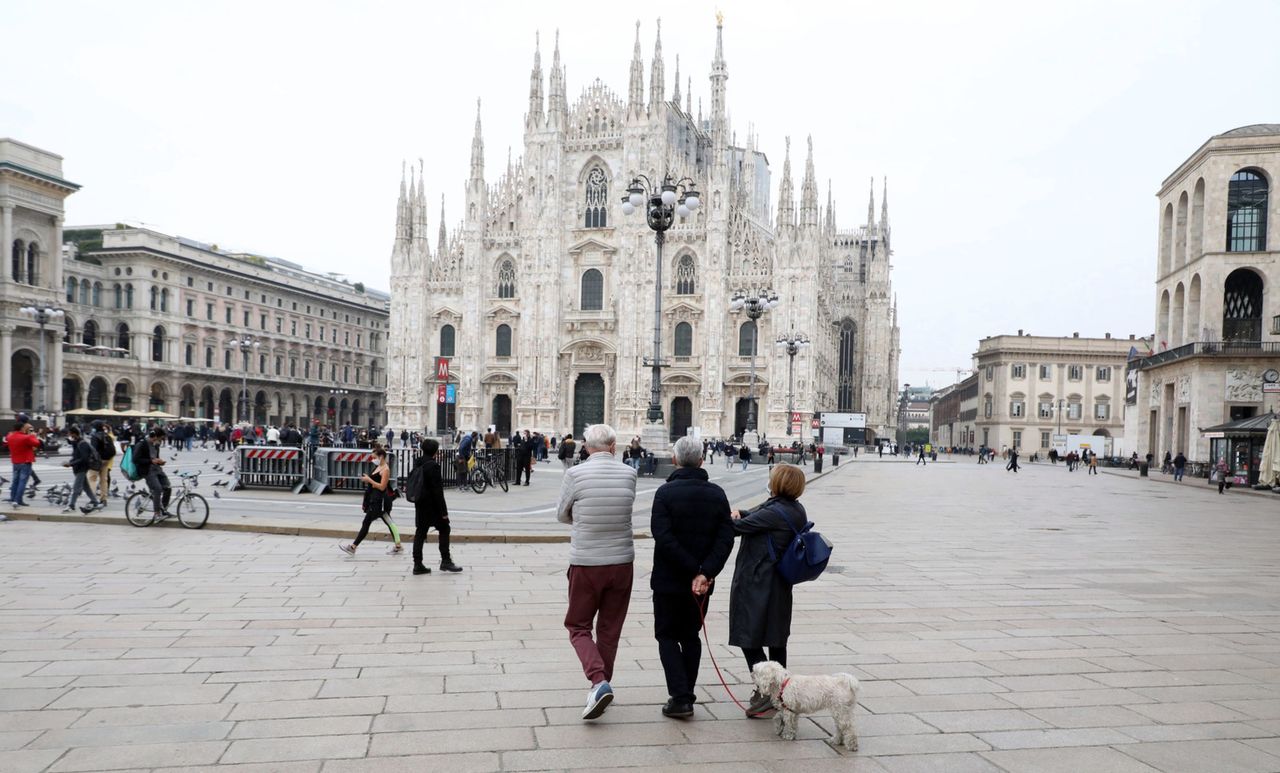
[133,428,173,518]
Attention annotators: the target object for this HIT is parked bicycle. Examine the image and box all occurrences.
[124,472,209,528]
[467,453,510,494]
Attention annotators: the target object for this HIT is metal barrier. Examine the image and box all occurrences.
[310,447,397,495]
[232,446,308,494]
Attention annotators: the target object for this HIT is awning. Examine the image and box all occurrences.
[1201,412,1279,435]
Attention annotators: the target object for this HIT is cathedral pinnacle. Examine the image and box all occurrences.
[649,18,665,113]
[470,99,484,182]
[800,135,819,228]
[547,30,567,130]
[437,194,447,258]
[777,136,794,232]
[881,176,889,233]
[527,31,544,131]
[627,20,646,121]
[709,13,729,165]
[672,54,681,108]
[866,176,875,230]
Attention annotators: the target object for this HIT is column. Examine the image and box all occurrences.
[51,216,64,292]
[51,328,64,415]
[1,205,12,274]
[0,326,13,415]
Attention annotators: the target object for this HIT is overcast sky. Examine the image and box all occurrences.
[6,0,1279,389]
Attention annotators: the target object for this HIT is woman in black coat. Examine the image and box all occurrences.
[728,463,808,717]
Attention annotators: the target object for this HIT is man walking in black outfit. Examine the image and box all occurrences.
[1006,447,1020,473]
[411,439,462,575]
[649,436,735,719]
[515,430,534,485]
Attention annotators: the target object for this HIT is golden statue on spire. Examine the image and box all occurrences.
[716,9,724,26]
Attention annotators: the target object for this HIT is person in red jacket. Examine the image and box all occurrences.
[5,421,42,511]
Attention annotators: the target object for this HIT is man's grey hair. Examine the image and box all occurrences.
[583,423,616,452]
[673,436,703,467]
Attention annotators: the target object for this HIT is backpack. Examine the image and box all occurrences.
[96,432,116,460]
[766,505,834,585]
[84,439,102,472]
[119,444,141,481]
[405,462,425,503]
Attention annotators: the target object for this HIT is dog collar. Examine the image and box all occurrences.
[778,677,791,711]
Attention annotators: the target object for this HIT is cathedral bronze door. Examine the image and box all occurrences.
[573,374,605,438]
[492,394,512,436]
[669,397,693,441]
[734,398,756,440]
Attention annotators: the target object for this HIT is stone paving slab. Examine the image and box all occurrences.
[4,460,1280,770]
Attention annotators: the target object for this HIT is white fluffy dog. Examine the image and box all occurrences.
[752,660,859,751]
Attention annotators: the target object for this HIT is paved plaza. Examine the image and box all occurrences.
[3,459,1280,772]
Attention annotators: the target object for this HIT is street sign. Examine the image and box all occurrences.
[819,412,866,429]
[810,418,820,429]
[436,357,450,381]
[446,384,457,404]
[437,385,447,404]
[1264,382,1280,393]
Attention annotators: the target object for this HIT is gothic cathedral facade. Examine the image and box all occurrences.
[387,19,900,443]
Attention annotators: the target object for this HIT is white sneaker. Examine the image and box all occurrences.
[387,544,404,555]
[0,513,8,522]
[338,543,356,555]
[582,681,613,720]
[60,507,75,514]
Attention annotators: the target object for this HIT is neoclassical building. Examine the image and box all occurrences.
[387,19,900,442]
[1126,124,1280,463]
[2,138,390,427]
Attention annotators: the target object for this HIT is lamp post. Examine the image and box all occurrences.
[227,334,259,423]
[730,289,780,439]
[1057,397,1064,437]
[19,304,65,418]
[621,173,701,444]
[776,330,810,436]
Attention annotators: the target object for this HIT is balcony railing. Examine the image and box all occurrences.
[1136,341,1280,370]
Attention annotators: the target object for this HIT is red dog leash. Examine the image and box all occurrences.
[695,588,775,717]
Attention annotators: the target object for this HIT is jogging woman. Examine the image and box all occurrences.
[339,446,403,555]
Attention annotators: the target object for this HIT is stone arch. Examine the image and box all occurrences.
[148,381,168,412]
[672,249,697,294]
[1171,282,1185,347]
[1223,267,1264,341]
[1157,289,1170,348]
[87,377,110,410]
[1191,177,1205,259]
[1187,274,1202,343]
[113,378,135,411]
[494,254,517,298]
[62,373,84,412]
[1175,190,1188,268]
[1159,202,1173,275]
[9,349,37,410]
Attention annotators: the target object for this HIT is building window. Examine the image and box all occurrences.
[276,317,283,333]
[985,366,993,381]
[344,366,350,381]
[114,284,122,309]
[260,314,267,330]
[738,320,757,356]
[1012,430,1022,449]
[1067,365,1083,381]
[1010,400,1025,418]
[275,357,282,376]
[497,259,516,298]
[82,320,98,347]
[318,362,325,380]
[440,324,456,357]
[205,348,213,368]
[185,344,193,366]
[224,350,232,370]
[1039,364,1051,380]
[580,269,604,311]
[25,242,38,284]
[150,286,158,310]
[116,323,130,351]
[983,396,992,418]
[356,333,362,347]
[1038,401,1053,419]
[837,318,857,412]
[259,354,267,373]
[1095,402,1110,420]
[1011,364,1026,379]
[675,255,696,294]
[160,289,168,312]
[79,279,90,305]
[1040,431,1050,448]
[66,276,76,302]
[12,240,26,282]
[305,324,312,338]
[206,303,214,320]
[92,283,102,307]
[125,284,134,309]
[584,167,608,228]
[1227,169,1268,252]
[1223,268,1264,341]
[186,299,194,317]
[1096,366,1111,382]
[290,359,297,377]
[291,320,297,335]
[1067,402,1083,421]
[674,321,693,357]
[244,310,251,327]
[151,326,165,362]
[495,324,512,357]
[304,361,311,379]
[225,307,233,324]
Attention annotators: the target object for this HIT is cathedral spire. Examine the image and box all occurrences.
[470,99,484,183]
[648,18,665,113]
[881,176,889,233]
[437,194,447,257]
[686,75,692,115]
[413,159,428,261]
[547,30,567,130]
[825,179,834,233]
[671,54,681,109]
[526,31,544,131]
[709,12,729,168]
[866,176,875,230]
[627,20,646,121]
[395,161,409,247]
[800,135,819,229]
[777,136,794,232]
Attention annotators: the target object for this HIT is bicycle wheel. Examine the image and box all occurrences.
[494,465,509,493]
[177,493,209,529]
[124,491,155,527]
[468,469,488,494]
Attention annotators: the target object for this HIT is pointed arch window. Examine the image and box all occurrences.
[11,240,23,282]
[151,326,165,362]
[440,324,456,357]
[738,320,757,357]
[113,283,122,309]
[1223,268,1264,341]
[92,282,102,307]
[581,269,604,311]
[674,322,693,357]
[495,324,513,357]
[497,259,516,298]
[205,347,213,368]
[66,276,77,302]
[79,279,90,305]
[185,344,194,366]
[838,319,857,411]
[675,255,696,294]
[25,242,38,285]
[584,167,608,228]
[1227,169,1268,252]
[125,284,134,309]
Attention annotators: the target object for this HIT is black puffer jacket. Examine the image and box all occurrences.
[649,466,735,594]
[728,496,807,649]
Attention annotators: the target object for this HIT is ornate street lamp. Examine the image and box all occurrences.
[729,289,780,438]
[621,173,701,439]
[226,334,259,423]
[19,304,65,417]
[776,331,810,436]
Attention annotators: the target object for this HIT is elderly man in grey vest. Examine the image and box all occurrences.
[557,423,638,720]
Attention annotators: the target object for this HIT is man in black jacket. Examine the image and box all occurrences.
[650,435,735,719]
[412,439,462,575]
[133,428,172,517]
[62,426,102,514]
[515,430,534,486]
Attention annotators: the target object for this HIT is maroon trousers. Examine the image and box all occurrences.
[564,563,634,685]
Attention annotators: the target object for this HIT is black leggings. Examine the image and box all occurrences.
[353,511,400,546]
[743,646,787,671]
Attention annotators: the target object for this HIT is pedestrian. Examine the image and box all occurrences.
[650,436,735,719]
[1006,447,1020,473]
[132,428,173,518]
[515,430,533,485]
[1173,451,1187,482]
[62,426,102,514]
[267,425,280,446]
[410,439,463,575]
[556,423,638,721]
[1163,451,1173,475]
[738,442,751,471]
[385,427,395,449]
[725,443,735,470]
[88,420,116,505]
[558,433,577,469]
[1088,452,1099,475]
[728,464,809,718]
[339,446,402,555]
[456,431,476,490]
[5,421,41,509]
[401,429,410,448]
[1215,458,1230,494]
[916,445,927,466]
